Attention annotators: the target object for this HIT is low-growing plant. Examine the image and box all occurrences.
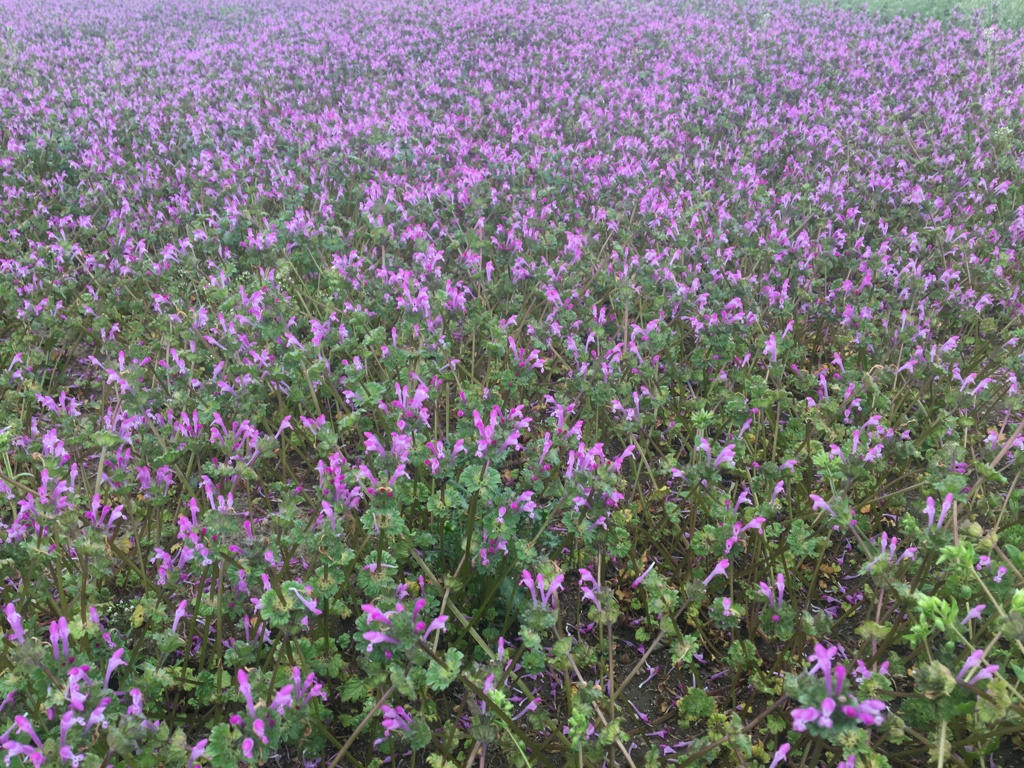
[2,0,1024,766]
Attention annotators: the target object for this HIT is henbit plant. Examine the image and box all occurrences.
[2,0,1024,766]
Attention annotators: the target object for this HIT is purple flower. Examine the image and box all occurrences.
[172,599,188,634]
[274,415,293,440]
[961,604,985,625]
[363,630,399,653]
[923,494,953,528]
[420,615,448,641]
[791,705,823,732]
[512,697,540,721]
[521,569,565,608]
[67,666,91,712]
[238,669,257,718]
[631,560,657,589]
[253,718,268,744]
[104,648,127,689]
[189,739,209,768]
[270,684,294,714]
[842,698,887,727]
[713,443,736,468]
[50,616,70,660]
[768,743,790,768]
[127,688,145,718]
[809,494,834,516]
[2,742,45,768]
[87,696,112,732]
[13,716,43,748]
[289,586,322,615]
[4,604,25,645]
[381,704,414,736]
[579,568,601,607]
[703,559,730,585]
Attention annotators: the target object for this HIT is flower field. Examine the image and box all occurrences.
[2,0,1024,765]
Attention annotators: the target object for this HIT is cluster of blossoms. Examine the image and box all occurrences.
[362,598,449,656]
[791,645,887,733]
[225,668,325,760]
[2,605,160,767]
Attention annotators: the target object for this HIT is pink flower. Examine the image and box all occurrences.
[631,560,657,589]
[252,718,268,744]
[172,600,188,633]
[809,494,834,516]
[713,444,736,468]
[768,743,790,768]
[4,604,25,644]
[289,586,322,615]
[238,669,257,718]
[961,604,985,625]
[703,559,730,585]
[49,616,70,660]
[13,716,43,748]
[189,739,209,768]
[270,684,294,714]
[274,415,293,440]
[2,743,45,768]
[104,648,127,689]
[381,704,414,736]
[579,568,601,607]
[790,706,819,732]
[363,630,399,653]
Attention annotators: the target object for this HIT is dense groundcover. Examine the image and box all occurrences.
[2,0,1024,765]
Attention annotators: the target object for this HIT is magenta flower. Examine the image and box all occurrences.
[713,443,736,468]
[520,569,564,608]
[380,704,414,736]
[420,615,448,641]
[961,604,986,625]
[13,716,43,748]
[238,669,257,718]
[274,415,293,440]
[172,599,188,634]
[579,568,601,606]
[809,494,834,516]
[631,560,657,589]
[923,494,953,528]
[127,688,145,717]
[768,743,790,768]
[289,586,322,615]
[189,739,209,768]
[703,559,730,585]
[49,616,70,660]
[270,684,294,714]
[363,629,399,653]
[3,604,25,645]
[67,666,91,712]
[842,698,887,727]
[86,696,112,732]
[2,742,45,768]
[104,648,127,689]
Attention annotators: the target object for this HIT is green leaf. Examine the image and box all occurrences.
[341,677,367,702]
[425,648,463,691]
[204,723,239,768]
